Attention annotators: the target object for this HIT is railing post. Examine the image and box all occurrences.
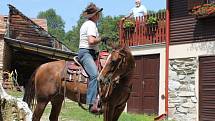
[119,20,124,47]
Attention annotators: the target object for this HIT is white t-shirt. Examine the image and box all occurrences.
[79,20,99,50]
[130,5,147,18]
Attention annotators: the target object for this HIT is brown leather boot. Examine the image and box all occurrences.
[89,99,102,115]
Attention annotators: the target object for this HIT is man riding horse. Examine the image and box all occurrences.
[78,3,109,114]
[23,3,135,121]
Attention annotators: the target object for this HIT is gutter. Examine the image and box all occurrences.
[4,37,77,60]
[165,0,170,116]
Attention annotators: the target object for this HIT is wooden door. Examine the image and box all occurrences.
[127,54,160,114]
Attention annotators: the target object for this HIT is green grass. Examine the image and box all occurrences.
[5,90,23,98]
[5,91,157,121]
[42,100,155,121]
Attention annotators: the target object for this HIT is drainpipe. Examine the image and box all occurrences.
[165,0,170,116]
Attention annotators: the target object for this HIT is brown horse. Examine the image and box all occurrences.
[98,46,135,121]
[23,46,135,121]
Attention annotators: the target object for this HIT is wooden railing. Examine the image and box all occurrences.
[119,12,166,46]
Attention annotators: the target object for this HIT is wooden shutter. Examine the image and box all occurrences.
[199,56,215,121]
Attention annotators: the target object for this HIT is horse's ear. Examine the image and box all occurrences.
[109,40,121,50]
[113,44,122,50]
[121,46,130,53]
[112,45,118,50]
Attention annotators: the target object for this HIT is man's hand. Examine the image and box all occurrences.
[121,17,126,21]
[101,36,111,44]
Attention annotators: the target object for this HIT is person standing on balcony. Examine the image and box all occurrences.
[122,0,147,20]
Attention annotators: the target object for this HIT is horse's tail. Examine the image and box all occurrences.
[23,69,37,109]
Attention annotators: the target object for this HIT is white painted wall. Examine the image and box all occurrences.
[169,41,215,121]
[169,41,215,59]
[129,44,166,115]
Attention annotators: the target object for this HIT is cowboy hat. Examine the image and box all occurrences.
[82,3,103,19]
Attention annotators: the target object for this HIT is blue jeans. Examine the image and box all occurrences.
[78,48,98,105]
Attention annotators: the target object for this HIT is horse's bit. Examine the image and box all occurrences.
[100,50,127,99]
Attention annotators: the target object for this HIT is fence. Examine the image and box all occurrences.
[119,12,166,46]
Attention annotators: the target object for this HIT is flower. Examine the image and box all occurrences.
[146,16,158,25]
[123,19,135,29]
[191,3,215,17]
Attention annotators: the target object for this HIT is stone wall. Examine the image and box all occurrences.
[168,57,197,121]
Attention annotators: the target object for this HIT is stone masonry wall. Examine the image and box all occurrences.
[168,57,197,121]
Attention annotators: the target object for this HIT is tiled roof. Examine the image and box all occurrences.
[7,4,69,50]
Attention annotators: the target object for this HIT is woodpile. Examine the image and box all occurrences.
[2,71,23,92]
[2,71,15,90]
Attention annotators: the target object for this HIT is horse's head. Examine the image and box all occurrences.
[97,46,135,100]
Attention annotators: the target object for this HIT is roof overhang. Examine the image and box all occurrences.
[4,37,77,60]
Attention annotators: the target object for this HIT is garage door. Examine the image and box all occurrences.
[199,56,215,121]
[127,54,159,114]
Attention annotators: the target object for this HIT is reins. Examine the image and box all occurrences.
[99,49,131,101]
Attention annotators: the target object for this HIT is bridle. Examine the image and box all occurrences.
[99,49,129,100]
[101,49,126,85]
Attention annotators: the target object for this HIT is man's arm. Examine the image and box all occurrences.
[121,12,133,20]
[88,35,101,45]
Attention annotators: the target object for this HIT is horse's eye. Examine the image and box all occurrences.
[111,60,116,65]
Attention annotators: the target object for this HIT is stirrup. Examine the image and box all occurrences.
[73,56,82,66]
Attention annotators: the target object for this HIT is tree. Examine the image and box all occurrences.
[147,10,157,15]
[157,9,166,13]
[98,15,122,50]
[64,16,85,52]
[37,8,122,52]
[98,15,121,41]
[37,8,65,41]
[64,14,122,52]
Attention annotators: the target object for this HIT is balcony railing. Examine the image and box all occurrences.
[119,12,166,46]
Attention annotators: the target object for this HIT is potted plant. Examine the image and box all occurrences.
[122,19,135,33]
[146,16,158,33]
[190,3,215,19]
[146,16,158,26]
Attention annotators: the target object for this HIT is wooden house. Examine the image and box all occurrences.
[119,0,215,121]
[0,5,76,89]
[169,0,215,121]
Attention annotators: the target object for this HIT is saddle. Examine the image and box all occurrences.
[64,56,88,83]
[64,51,110,83]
